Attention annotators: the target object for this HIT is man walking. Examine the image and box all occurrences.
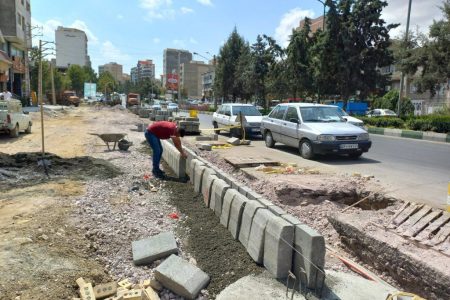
[145,121,187,178]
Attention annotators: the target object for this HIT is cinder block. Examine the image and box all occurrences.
[195,136,213,141]
[194,165,207,193]
[143,287,160,300]
[239,201,264,248]
[132,232,178,265]
[210,179,230,217]
[247,209,276,263]
[93,282,117,299]
[76,277,87,288]
[220,189,240,228]
[292,224,325,290]
[118,279,132,289]
[123,289,143,300]
[155,254,210,300]
[227,137,240,145]
[201,168,217,206]
[263,216,294,279]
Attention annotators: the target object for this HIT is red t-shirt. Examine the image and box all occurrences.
[147,121,177,139]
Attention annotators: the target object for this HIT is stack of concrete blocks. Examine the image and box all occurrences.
[176,117,200,134]
[155,110,170,121]
[160,141,326,291]
[160,140,186,178]
[139,109,151,118]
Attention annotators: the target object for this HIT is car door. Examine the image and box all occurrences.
[281,106,300,147]
[267,105,287,142]
[222,105,232,130]
[215,105,224,126]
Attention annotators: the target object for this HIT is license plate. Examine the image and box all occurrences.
[340,144,359,149]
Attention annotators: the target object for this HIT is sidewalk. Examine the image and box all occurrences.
[367,126,450,143]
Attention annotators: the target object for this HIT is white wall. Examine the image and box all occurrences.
[55,27,88,68]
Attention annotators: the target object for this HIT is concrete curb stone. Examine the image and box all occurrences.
[247,209,276,263]
[210,179,231,217]
[193,164,207,193]
[239,201,264,248]
[228,193,249,240]
[220,189,240,228]
[132,232,178,265]
[201,168,218,207]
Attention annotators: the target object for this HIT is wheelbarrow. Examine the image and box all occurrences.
[90,133,132,151]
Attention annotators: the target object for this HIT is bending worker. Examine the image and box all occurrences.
[145,121,187,178]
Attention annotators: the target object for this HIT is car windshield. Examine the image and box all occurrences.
[300,106,345,122]
[232,106,261,116]
[384,109,396,115]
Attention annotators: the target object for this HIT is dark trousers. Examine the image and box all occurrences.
[144,130,163,173]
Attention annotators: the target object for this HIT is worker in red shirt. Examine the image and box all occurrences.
[145,121,187,178]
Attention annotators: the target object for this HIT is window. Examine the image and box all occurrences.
[271,105,287,119]
[17,13,22,25]
[223,105,231,116]
[231,106,261,116]
[26,1,30,11]
[284,106,299,122]
[22,16,25,31]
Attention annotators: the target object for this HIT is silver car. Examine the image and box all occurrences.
[261,103,371,159]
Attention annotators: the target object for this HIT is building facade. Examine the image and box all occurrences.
[99,62,123,83]
[55,26,91,69]
[298,15,325,34]
[179,60,212,99]
[163,48,192,91]
[130,60,155,83]
[0,0,32,97]
[201,68,215,101]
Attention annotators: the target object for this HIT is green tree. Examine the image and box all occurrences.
[83,66,97,83]
[214,27,247,102]
[98,71,116,98]
[67,65,86,96]
[372,89,414,116]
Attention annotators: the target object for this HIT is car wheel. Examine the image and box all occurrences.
[349,152,363,159]
[299,139,315,159]
[213,122,220,134]
[10,124,19,138]
[25,122,32,134]
[264,131,275,148]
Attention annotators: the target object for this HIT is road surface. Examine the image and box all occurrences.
[186,112,450,209]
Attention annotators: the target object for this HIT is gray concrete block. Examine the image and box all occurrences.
[227,137,240,145]
[132,232,178,265]
[195,136,213,141]
[281,214,303,225]
[193,164,207,193]
[247,190,262,200]
[239,201,264,248]
[293,224,325,289]
[268,205,287,217]
[201,168,217,207]
[263,216,294,278]
[247,209,276,263]
[197,143,212,151]
[155,254,210,300]
[257,197,274,207]
[240,186,253,198]
[228,193,249,240]
[230,179,240,191]
[185,149,198,178]
[220,189,240,228]
[210,179,230,217]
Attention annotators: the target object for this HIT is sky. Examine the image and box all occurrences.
[31,0,445,78]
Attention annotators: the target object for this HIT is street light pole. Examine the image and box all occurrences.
[316,0,326,30]
[397,0,413,116]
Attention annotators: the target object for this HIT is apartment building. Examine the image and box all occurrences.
[179,60,213,99]
[130,60,155,83]
[163,48,192,89]
[0,0,32,97]
[299,15,325,34]
[99,62,124,83]
[55,26,91,69]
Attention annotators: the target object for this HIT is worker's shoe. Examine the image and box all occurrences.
[152,169,166,179]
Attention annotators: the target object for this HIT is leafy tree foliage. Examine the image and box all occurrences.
[67,65,86,96]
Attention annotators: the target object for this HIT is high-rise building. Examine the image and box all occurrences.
[130,60,155,83]
[98,62,123,83]
[55,26,91,69]
[180,60,213,99]
[298,16,325,34]
[0,0,32,96]
[163,48,192,88]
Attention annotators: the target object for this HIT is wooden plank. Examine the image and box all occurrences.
[224,156,280,168]
[427,221,450,246]
[414,213,450,243]
[403,210,442,238]
[397,206,432,235]
[391,203,423,227]
[386,202,410,228]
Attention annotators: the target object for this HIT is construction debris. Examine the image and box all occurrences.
[227,137,240,146]
[255,164,320,175]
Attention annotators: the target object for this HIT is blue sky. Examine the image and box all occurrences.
[31,0,444,78]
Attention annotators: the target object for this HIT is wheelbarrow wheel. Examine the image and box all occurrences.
[118,139,132,151]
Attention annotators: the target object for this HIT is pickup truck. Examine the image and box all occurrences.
[0,99,32,137]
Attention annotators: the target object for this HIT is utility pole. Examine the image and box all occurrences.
[177,51,181,102]
[38,40,45,157]
[397,0,413,116]
[50,64,56,105]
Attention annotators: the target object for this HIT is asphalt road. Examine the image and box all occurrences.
[187,112,450,209]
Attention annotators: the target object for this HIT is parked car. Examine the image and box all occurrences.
[366,109,397,117]
[0,99,32,137]
[167,103,179,111]
[212,103,263,137]
[330,105,365,128]
[261,103,371,159]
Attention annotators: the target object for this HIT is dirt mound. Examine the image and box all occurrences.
[0,152,122,191]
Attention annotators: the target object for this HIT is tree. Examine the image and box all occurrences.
[67,65,86,96]
[372,89,414,116]
[83,66,97,83]
[286,18,314,98]
[98,71,116,98]
[214,27,247,102]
